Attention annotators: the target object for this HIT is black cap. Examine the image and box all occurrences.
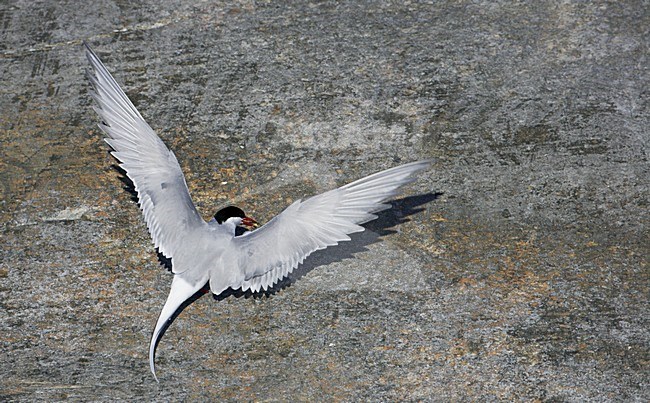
[214,206,246,224]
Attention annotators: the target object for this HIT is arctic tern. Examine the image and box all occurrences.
[84,42,432,381]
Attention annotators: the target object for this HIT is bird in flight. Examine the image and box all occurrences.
[84,42,432,381]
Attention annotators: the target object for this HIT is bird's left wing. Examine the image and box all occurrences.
[85,43,205,272]
[225,160,432,293]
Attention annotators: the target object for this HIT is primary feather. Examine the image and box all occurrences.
[85,42,206,274]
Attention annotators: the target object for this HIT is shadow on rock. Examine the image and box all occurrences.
[112,164,139,203]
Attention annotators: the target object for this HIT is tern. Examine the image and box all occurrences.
[84,42,432,381]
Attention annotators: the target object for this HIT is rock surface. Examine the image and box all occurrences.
[1,1,647,400]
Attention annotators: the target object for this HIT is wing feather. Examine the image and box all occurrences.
[230,160,432,293]
[85,43,205,272]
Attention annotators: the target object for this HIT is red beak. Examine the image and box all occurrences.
[242,216,258,228]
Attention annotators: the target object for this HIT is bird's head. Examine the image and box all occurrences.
[214,206,258,233]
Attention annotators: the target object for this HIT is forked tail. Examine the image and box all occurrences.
[149,276,205,382]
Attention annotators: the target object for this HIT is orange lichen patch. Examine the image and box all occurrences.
[79,266,115,282]
[457,277,479,290]
[440,228,474,255]
[373,345,395,351]
[423,242,446,256]
[429,214,448,222]
[216,166,237,180]
[449,338,470,357]
[96,287,117,301]
[93,209,109,219]
[480,258,551,310]
[186,164,254,214]
[0,105,114,224]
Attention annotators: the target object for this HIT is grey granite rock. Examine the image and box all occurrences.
[1,1,647,400]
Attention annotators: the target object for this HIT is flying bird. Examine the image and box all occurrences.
[84,42,432,381]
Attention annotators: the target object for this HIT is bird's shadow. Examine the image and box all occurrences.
[113,164,139,203]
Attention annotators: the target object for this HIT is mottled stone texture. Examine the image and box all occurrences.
[1,1,647,401]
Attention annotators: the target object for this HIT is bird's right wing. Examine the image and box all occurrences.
[225,160,432,293]
[85,43,205,273]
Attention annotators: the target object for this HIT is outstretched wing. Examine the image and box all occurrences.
[85,43,205,272]
[228,160,432,293]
